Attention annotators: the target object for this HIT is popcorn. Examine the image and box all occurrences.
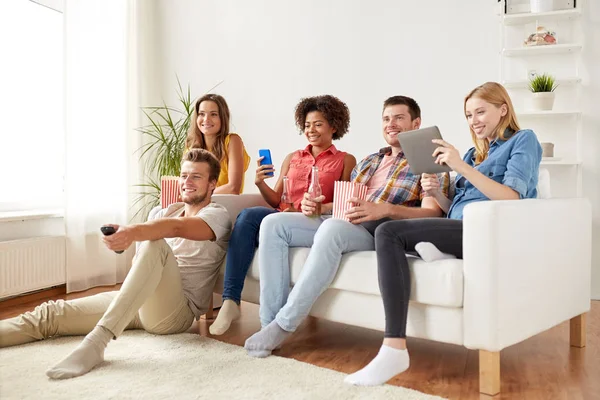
[332,181,368,221]
[161,176,180,208]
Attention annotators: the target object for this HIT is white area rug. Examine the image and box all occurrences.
[0,331,446,400]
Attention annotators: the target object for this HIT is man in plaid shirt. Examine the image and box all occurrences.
[241,96,450,356]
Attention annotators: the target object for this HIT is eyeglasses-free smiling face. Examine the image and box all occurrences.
[382,104,420,147]
[196,100,222,137]
[179,161,215,205]
[304,111,336,148]
[465,97,507,142]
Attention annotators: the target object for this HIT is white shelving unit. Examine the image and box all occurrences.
[498,0,584,197]
[517,110,581,117]
[502,43,582,56]
[541,158,582,165]
[502,8,581,25]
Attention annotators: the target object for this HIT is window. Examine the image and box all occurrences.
[0,0,64,212]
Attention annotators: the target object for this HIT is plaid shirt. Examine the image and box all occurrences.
[351,146,450,207]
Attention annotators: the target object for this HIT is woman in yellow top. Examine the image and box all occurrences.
[185,94,250,194]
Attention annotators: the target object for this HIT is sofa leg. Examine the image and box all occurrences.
[201,295,214,320]
[479,350,500,396]
[570,313,586,348]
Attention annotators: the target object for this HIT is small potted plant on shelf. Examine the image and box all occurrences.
[528,73,558,111]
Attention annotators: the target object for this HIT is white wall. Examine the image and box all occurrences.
[140,0,600,298]
[582,1,600,299]
[146,0,499,167]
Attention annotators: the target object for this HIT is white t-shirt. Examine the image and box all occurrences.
[151,202,231,319]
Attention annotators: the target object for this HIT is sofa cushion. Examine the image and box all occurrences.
[537,168,551,199]
[226,248,464,308]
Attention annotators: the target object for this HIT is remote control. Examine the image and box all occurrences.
[100,226,124,254]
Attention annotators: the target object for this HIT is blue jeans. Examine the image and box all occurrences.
[222,206,279,303]
[258,213,376,331]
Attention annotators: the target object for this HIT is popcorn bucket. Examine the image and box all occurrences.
[161,176,181,208]
[332,181,368,221]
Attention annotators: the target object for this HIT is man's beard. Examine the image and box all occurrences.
[182,191,207,206]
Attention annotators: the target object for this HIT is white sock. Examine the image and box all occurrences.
[344,345,410,386]
[415,242,456,263]
[46,325,112,379]
[209,299,240,335]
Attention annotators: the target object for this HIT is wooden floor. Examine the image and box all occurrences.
[1,287,598,400]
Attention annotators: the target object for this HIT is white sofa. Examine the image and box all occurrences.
[210,169,592,395]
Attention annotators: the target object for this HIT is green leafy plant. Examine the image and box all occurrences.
[528,73,558,93]
[131,77,222,221]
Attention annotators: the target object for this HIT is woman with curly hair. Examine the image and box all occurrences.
[209,95,356,335]
[185,93,251,194]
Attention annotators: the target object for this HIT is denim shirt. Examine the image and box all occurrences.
[447,129,542,220]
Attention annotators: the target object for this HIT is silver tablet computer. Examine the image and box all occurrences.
[397,125,452,175]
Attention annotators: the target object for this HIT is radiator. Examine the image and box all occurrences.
[0,236,66,299]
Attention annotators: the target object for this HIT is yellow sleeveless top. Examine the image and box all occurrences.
[219,134,251,192]
[184,133,251,194]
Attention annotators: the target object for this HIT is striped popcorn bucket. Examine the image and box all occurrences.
[161,176,181,208]
[332,181,368,221]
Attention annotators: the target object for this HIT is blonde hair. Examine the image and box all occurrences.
[185,94,231,162]
[464,82,520,165]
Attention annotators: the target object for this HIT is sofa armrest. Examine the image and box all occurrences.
[462,198,592,352]
[211,193,272,225]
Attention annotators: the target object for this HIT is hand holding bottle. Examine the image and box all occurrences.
[307,166,322,217]
[300,192,325,216]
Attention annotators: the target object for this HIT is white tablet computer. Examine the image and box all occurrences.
[397,125,452,175]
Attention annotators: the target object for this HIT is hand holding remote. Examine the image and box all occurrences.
[100,226,124,254]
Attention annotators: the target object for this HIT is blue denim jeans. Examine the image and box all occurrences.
[222,206,279,303]
[257,213,376,331]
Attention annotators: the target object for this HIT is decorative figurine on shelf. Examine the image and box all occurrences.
[524,26,557,46]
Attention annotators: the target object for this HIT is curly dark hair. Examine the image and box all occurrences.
[294,95,350,140]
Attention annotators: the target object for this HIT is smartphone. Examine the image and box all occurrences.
[100,226,124,254]
[258,149,274,177]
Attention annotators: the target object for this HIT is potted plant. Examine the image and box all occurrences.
[528,73,558,111]
[131,77,193,221]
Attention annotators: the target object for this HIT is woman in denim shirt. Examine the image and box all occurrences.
[345,82,542,386]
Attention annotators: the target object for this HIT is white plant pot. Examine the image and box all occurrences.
[532,92,555,111]
[530,0,554,13]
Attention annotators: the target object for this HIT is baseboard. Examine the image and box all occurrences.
[0,285,66,310]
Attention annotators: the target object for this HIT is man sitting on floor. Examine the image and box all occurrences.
[0,148,231,380]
